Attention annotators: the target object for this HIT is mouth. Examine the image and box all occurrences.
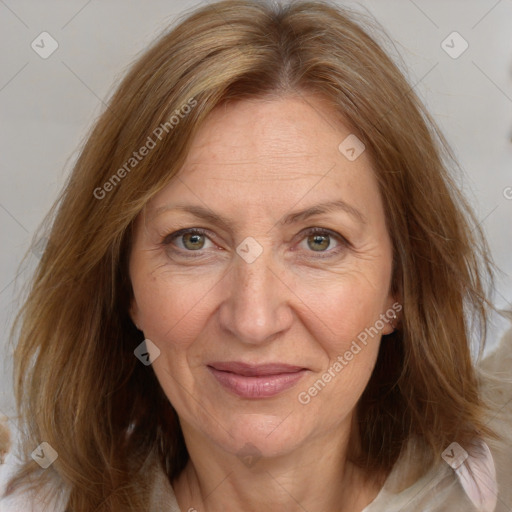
[207,362,308,398]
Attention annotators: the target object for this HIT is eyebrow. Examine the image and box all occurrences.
[280,199,367,226]
[151,199,367,229]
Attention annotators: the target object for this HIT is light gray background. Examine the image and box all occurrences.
[1,0,511,418]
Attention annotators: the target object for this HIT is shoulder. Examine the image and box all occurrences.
[478,320,512,454]
[0,420,68,512]
[477,322,512,511]
[365,323,512,512]
[147,461,182,512]
[0,421,178,512]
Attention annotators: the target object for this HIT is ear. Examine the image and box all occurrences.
[381,295,402,335]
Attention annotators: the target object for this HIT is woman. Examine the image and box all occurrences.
[1,1,511,511]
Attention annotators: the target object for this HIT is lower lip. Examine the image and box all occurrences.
[208,367,307,398]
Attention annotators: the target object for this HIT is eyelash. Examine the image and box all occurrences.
[161,227,350,260]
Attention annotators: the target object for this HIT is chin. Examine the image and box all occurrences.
[210,412,306,460]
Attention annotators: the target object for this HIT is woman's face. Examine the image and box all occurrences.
[129,94,396,460]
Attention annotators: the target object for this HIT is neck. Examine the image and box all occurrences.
[172,421,387,512]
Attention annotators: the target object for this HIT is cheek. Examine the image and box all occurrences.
[296,267,390,354]
[295,278,386,421]
[131,263,224,350]
[130,268,219,408]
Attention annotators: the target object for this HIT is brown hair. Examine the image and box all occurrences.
[6,0,498,509]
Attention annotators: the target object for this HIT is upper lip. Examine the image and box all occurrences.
[208,362,306,376]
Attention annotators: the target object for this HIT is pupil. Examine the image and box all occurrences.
[309,234,329,251]
[184,233,204,249]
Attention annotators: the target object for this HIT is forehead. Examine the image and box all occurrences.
[145,94,383,225]
[182,95,353,174]
[174,95,372,185]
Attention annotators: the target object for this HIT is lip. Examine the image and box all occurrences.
[207,362,308,398]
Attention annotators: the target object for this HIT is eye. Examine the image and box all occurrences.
[297,227,349,257]
[162,228,215,255]
[161,227,350,260]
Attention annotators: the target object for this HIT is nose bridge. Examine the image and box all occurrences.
[219,246,291,344]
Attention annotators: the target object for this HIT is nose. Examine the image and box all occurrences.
[218,246,294,345]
